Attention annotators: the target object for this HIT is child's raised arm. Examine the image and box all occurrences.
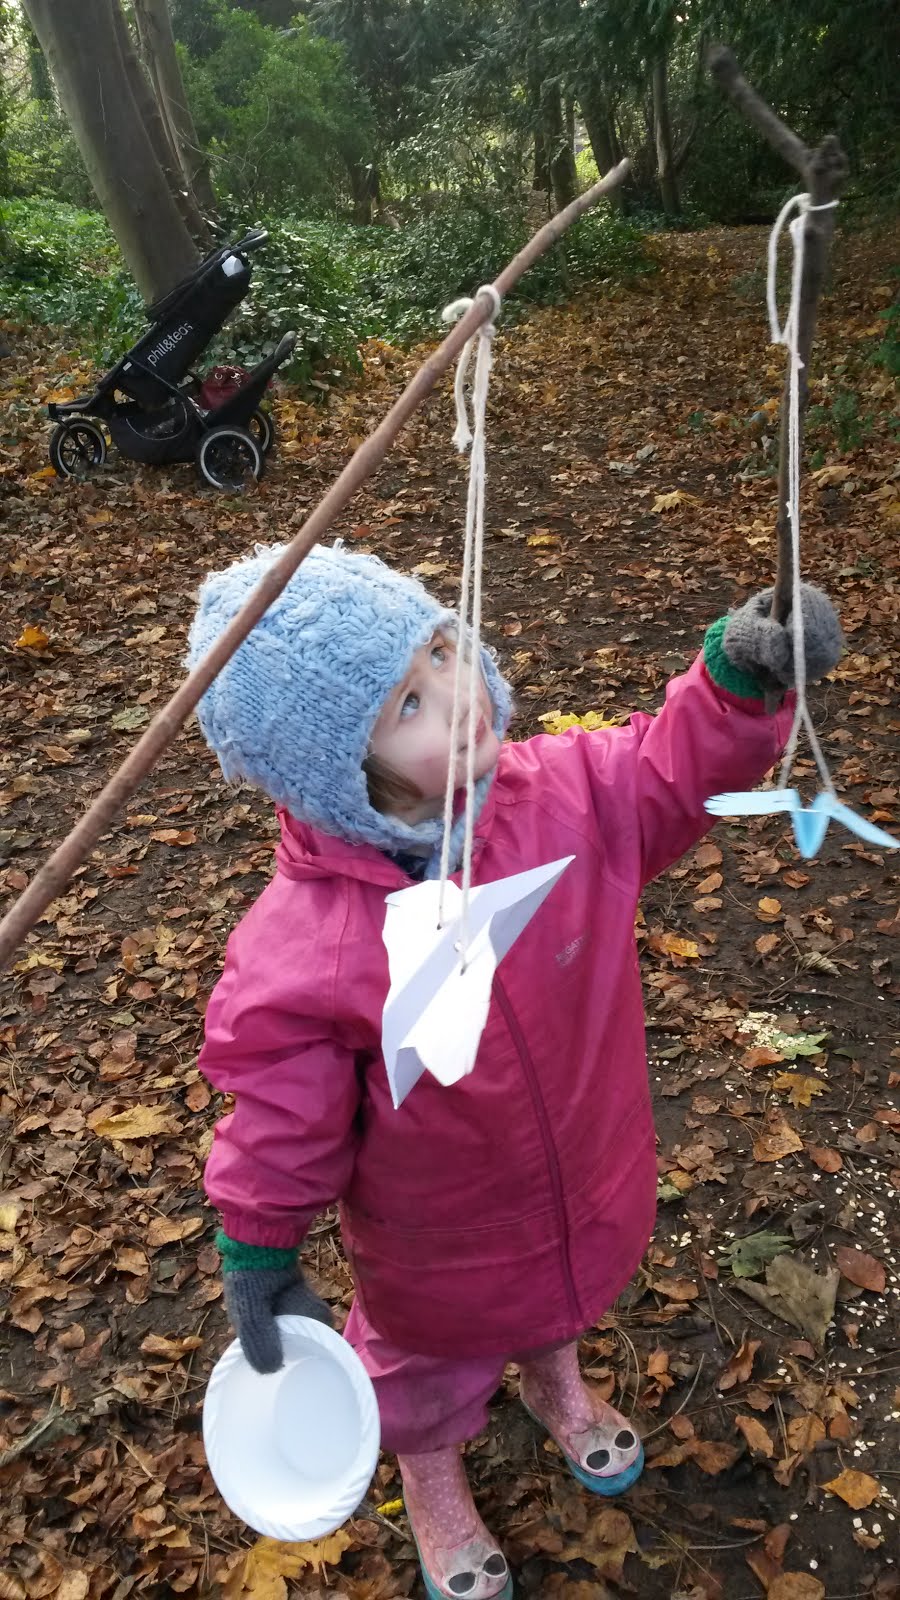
[545,584,841,887]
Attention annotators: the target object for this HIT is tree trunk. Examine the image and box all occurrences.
[347,159,380,224]
[652,54,680,216]
[608,107,624,167]
[24,20,54,103]
[110,0,211,244]
[578,84,624,211]
[132,0,217,220]
[22,0,198,303]
[532,128,550,193]
[541,78,577,211]
[526,51,549,193]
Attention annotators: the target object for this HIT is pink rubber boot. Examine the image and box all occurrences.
[398,1445,512,1600]
[518,1342,643,1495]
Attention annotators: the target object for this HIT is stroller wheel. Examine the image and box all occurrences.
[49,418,107,479]
[197,425,264,491]
[249,407,276,456]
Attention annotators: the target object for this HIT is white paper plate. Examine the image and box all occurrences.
[203,1314,380,1541]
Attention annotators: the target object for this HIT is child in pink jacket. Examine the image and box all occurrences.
[189,542,841,1600]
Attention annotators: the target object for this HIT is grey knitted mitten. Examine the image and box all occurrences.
[223,1265,334,1374]
[723,583,843,688]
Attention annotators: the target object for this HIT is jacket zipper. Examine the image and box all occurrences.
[493,974,581,1328]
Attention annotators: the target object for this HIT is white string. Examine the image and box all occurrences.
[766,194,839,795]
[436,285,501,957]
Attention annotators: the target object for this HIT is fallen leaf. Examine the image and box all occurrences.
[756,933,781,955]
[834,1247,886,1294]
[734,1253,839,1347]
[765,1524,792,1561]
[752,1113,803,1163]
[721,1232,792,1279]
[651,1276,700,1301]
[757,896,782,918]
[14,624,50,650]
[717,1338,761,1389]
[690,1438,740,1474]
[114,1247,148,1276]
[110,706,151,732]
[222,1531,353,1600]
[560,1506,637,1583]
[140,1333,204,1359]
[746,1545,784,1589]
[811,463,852,486]
[649,932,700,960]
[147,1215,203,1248]
[807,1144,843,1172]
[735,1414,775,1456]
[743,1045,786,1070]
[786,1413,826,1453]
[538,709,619,735]
[694,842,723,869]
[54,1574,90,1600]
[771,1072,827,1108]
[769,1577,825,1600]
[651,489,700,512]
[822,1468,881,1509]
[88,1105,178,1141]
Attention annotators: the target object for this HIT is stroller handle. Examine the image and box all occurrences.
[236,227,268,252]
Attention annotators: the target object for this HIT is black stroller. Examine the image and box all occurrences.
[46,228,296,491]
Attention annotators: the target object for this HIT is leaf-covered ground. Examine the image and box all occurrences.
[1,223,899,1600]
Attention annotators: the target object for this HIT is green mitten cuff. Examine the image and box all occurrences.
[216,1228,297,1274]
[703,616,768,701]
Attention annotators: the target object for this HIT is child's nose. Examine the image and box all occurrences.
[442,676,470,729]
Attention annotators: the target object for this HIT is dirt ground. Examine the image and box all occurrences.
[1,222,899,1600]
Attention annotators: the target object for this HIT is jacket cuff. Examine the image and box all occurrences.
[703,615,768,701]
[216,1228,298,1273]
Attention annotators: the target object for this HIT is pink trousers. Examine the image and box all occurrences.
[344,1299,569,1456]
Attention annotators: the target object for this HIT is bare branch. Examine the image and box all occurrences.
[708,45,849,624]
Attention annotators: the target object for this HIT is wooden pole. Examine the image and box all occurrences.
[707,47,848,624]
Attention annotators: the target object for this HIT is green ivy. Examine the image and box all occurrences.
[0,195,652,385]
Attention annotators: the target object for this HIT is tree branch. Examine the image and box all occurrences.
[707,45,849,623]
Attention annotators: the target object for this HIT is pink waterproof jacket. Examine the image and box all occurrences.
[199,656,791,1359]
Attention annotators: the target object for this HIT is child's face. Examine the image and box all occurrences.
[368,631,500,822]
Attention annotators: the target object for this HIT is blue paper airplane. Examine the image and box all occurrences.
[704,788,900,860]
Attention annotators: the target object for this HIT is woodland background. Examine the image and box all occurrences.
[1,4,899,1600]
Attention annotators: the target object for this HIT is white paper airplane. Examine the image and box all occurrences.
[381,856,574,1108]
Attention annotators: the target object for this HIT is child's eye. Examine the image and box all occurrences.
[400,692,420,719]
[431,644,447,667]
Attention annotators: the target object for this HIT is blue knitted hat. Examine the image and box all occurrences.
[187,542,512,862]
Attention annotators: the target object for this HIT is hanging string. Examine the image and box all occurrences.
[766,193,839,794]
[436,285,501,957]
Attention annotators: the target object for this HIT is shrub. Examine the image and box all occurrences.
[0,198,144,357]
[181,7,374,214]
[1,195,652,383]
